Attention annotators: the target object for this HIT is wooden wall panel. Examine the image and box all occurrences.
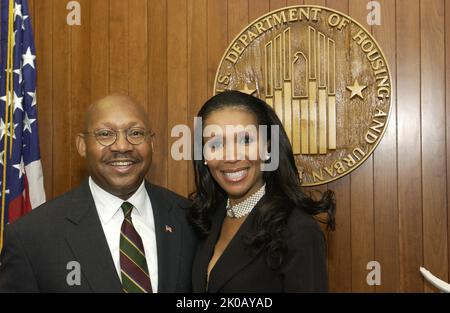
[33,0,53,200]
[349,0,375,293]
[287,0,304,7]
[270,0,287,10]
[305,0,325,7]
[228,0,248,41]
[52,0,71,197]
[396,0,423,292]
[21,0,450,293]
[129,0,148,109]
[167,0,188,196]
[207,0,228,98]
[446,0,450,283]
[326,0,352,293]
[109,0,129,94]
[249,0,270,22]
[147,0,168,188]
[420,0,448,293]
[70,0,90,187]
[372,0,399,292]
[90,0,109,102]
[187,0,208,195]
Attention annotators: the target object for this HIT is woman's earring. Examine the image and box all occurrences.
[204,161,208,166]
[265,154,270,161]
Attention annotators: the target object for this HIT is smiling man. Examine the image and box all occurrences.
[0,95,196,293]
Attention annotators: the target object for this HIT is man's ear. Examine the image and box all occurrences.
[76,134,87,158]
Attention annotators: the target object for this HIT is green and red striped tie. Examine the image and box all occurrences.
[120,202,152,293]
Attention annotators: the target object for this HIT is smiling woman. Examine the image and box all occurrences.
[188,90,335,293]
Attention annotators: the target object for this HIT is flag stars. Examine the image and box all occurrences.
[14,68,23,84]
[23,112,36,134]
[13,91,23,112]
[22,15,29,30]
[0,118,8,141]
[14,3,23,21]
[0,120,18,140]
[1,91,24,112]
[0,182,10,196]
[27,91,37,107]
[0,91,12,105]
[13,157,26,179]
[22,47,36,69]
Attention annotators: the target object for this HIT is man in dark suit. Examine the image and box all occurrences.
[0,95,196,292]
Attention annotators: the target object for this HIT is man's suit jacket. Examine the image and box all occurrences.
[0,180,197,292]
[192,201,328,293]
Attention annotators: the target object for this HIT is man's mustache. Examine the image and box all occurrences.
[103,153,140,163]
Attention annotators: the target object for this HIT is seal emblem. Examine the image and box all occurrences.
[214,6,392,186]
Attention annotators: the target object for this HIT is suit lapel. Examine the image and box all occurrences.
[206,201,263,293]
[192,204,226,293]
[65,181,122,293]
[146,183,182,293]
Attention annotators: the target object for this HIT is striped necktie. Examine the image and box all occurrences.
[119,202,152,293]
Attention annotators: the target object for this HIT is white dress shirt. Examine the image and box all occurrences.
[89,177,158,292]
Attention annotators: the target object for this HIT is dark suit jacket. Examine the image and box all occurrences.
[0,180,197,293]
[192,201,328,293]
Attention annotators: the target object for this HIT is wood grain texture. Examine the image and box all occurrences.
[129,0,148,108]
[396,0,423,293]
[348,0,374,293]
[167,0,188,196]
[207,0,228,98]
[446,0,450,286]
[270,0,287,11]
[90,0,109,101]
[304,0,326,6]
[228,0,248,42]
[109,0,129,94]
[372,0,399,293]
[52,0,71,197]
[286,0,305,6]
[70,0,90,188]
[147,0,168,187]
[326,0,351,293]
[33,0,53,200]
[249,0,270,22]
[420,0,448,293]
[187,0,208,195]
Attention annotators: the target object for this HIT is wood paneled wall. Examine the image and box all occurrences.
[27,0,449,292]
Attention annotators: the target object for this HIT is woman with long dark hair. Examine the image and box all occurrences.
[189,90,335,292]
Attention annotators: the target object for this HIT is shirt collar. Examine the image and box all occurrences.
[89,177,147,224]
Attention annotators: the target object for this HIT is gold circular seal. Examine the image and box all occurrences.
[214,5,392,186]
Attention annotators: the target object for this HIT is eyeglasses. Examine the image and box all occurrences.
[82,128,154,147]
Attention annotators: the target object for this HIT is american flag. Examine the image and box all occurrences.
[0,0,45,250]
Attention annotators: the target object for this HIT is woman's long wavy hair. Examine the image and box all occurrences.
[188,90,335,268]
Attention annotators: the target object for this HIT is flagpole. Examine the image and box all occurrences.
[7,0,12,157]
[0,0,14,253]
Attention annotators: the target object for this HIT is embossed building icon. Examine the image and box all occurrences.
[264,26,336,156]
[215,6,392,186]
